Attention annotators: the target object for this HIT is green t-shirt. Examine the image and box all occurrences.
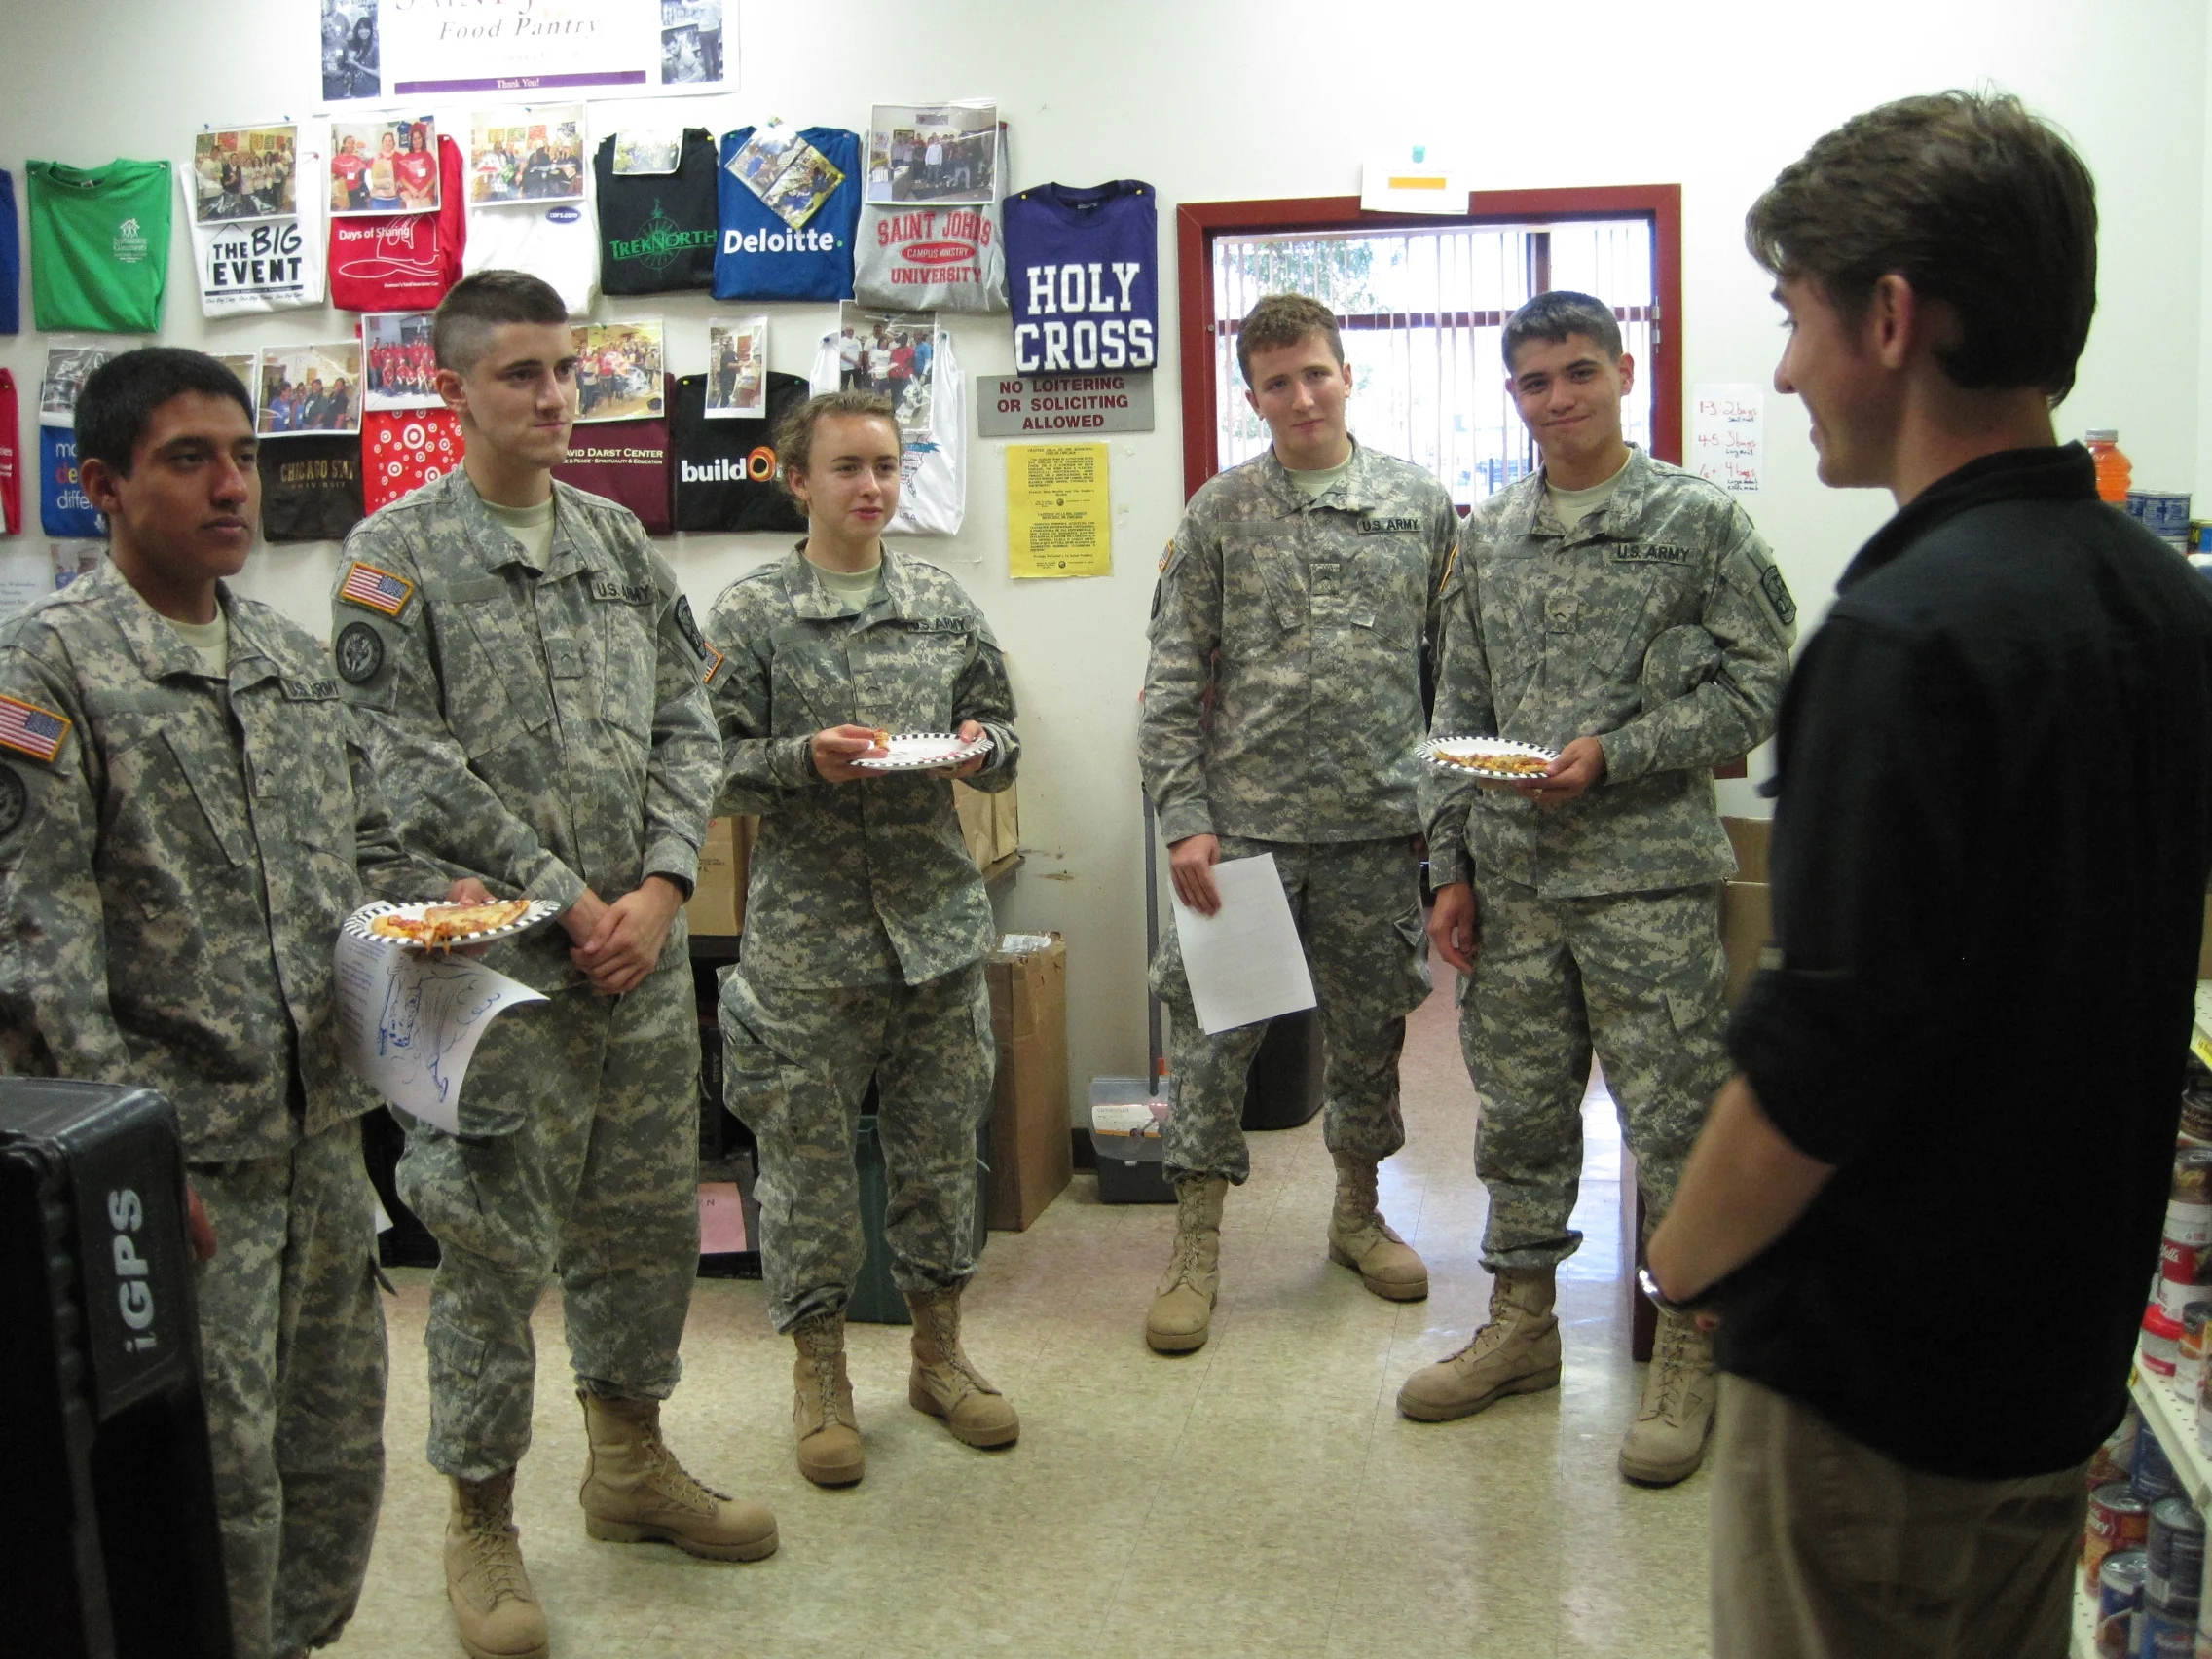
[27,159,172,333]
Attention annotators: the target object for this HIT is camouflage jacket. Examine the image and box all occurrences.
[705,545,1017,990]
[1423,449,1796,898]
[331,469,719,993]
[0,562,436,1161]
[1141,439,1458,845]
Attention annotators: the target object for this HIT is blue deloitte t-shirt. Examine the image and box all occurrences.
[713,127,860,303]
[1003,180,1158,376]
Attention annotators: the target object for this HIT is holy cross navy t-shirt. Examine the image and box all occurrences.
[1003,179,1158,375]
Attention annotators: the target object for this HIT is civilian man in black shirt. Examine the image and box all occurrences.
[1647,91,2212,1659]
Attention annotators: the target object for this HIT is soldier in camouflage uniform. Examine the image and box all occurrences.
[1396,292,1796,1489]
[1139,294,1455,1354]
[0,349,456,1659]
[332,273,774,1659]
[707,390,1019,1488]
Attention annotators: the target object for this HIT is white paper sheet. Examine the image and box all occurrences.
[1168,854,1317,1035]
[333,930,547,1131]
[1691,383,1764,493]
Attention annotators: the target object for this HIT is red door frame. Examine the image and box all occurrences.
[1173,184,1683,501]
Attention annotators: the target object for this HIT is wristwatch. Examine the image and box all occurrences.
[1638,1264,1717,1317]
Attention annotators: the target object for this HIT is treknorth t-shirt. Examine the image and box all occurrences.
[27,158,172,333]
[855,198,1007,314]
[466,195,598,317]
[668,370,809,535]
[1003,179,1159,376]
[360,409,463,513]
[329,135,465,313]
[552,385,672,535]
[182,151,327,318]
[712,126,860,304]
[39,424,103,538]
[594,129,719,295]
[258,434,364,543]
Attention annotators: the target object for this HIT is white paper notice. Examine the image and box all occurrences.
[1691,384,1764,493]
[332,930,548,1132]
[1169,854,1318,1035]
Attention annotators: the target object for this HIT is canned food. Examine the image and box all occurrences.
[2091,1481,2154,1588]
[2171,1198,2212,1248]
[2099,1549,2148,1657]
[2146,1601,2196,1657]
[2095,1408,2145,1489]
[2161,1251,2212,1320]
[2151,1497,2208,1609]
[2184,1088,2212,1146]
[2140,1432,2185,1504]
[2147,1306,2187,1378]
[2176,1149,2212,1206]
[2183,1307,2212,1397]
[2129,491,2194,540]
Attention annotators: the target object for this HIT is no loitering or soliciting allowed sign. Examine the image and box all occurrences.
[977,373,1154,437]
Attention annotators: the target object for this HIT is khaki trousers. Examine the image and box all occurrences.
[1711,1374,2086,1659]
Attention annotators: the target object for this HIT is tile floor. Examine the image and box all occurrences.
[341,984,1712,1659]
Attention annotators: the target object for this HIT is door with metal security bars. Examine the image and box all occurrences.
[1173,187,1682,505]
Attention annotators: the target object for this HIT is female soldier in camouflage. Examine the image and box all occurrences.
[704,390,1021,1486]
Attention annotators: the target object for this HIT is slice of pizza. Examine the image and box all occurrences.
[368,898,534,950]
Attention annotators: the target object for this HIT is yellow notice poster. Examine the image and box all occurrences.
[1007,442,1111,579]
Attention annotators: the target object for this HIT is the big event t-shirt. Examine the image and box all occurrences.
[329,135,465,313]
[667,369,809,535]
[713,127,860,303]
[27,159,172,333]
[551,377,671,535]
[1003,179,1159,376]
[466,192,598,317]
[593,129,718,295]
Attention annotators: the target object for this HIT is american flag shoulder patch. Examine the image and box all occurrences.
[0,693,72,764]
[338,561,416,618]
[700,641,725,686]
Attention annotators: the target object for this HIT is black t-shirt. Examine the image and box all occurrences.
[668,370,808,535]
[1720,445,2212,1480]
[593,129,719,295]
[259,434,363,543]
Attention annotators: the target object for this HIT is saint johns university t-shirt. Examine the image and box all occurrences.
[27,158,172,332]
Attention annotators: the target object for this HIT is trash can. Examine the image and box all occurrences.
[846,1106,992,1325]
[1240,1009,1325,1131]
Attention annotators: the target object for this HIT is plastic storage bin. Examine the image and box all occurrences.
[1088,1076,1174,1204]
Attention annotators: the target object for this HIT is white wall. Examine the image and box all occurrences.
[2,0,2205,1123]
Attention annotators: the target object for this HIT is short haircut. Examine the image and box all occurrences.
[1236,294,1344,386]
[433,269,570,372]
[1501,291,1624,371]
[1745,90,2097,399]
[75,348,254,477]
[774,390,900,498]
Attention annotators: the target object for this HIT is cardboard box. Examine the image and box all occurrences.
[1720,816,1771,1008]
[984,933,1071,1230]
[683,815,756,937]
[991,784,1019,865]
[953,781,996,869]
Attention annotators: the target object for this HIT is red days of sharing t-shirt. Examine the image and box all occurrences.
[329,135,464,313]
[360,408,464,513]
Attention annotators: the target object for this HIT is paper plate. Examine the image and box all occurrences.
[343,898,562,952]
[851,730,994,772]
[1417,735,1561,785]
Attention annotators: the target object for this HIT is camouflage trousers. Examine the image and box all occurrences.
[1459,877,1730,1271]
[1151,836,1432,1184]
[191,1120,387,1659]
[721,960,993,1334]
[396,963,701,1479]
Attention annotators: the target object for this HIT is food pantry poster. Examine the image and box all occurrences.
[316,0,733,107]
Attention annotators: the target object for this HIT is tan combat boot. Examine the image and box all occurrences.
[1325,1153,1429,1301]
[1617,1309,1717,1486]
[576,1391,778,1561]
[1146,1175,1226,1353]
[443,1468,548,1659]
[1395,1267,1563,1421]
[905,1285,1020,1448]
[791,1310,865,1487]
